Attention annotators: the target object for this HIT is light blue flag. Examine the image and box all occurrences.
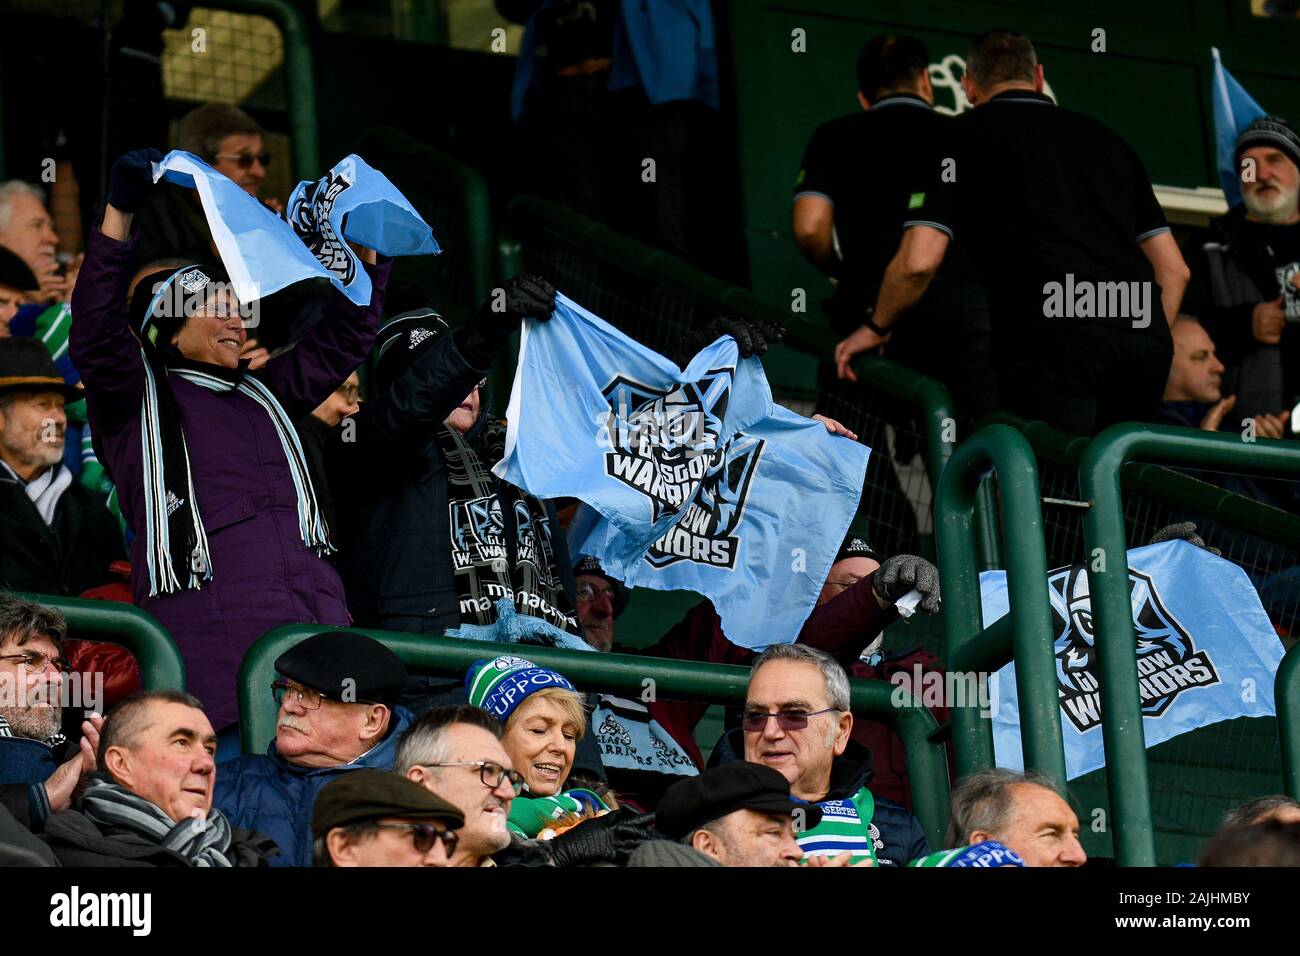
[495,293,871,648]
[982,540,1285,780]
[1211,47,1266,207]
[153,151,438,306]
[286,153,440,305]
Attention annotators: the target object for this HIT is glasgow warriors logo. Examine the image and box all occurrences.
[1048,565,1220,732]
[600,371,763,569]
[288,169,356,285]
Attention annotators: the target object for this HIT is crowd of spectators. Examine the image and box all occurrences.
[0,20,1296,871]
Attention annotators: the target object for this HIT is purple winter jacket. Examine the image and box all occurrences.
[69,227,392,727]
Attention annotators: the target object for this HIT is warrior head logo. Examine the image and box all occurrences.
[598,714,633,747]
[1047,564,1219,732]
[288,169,357,286]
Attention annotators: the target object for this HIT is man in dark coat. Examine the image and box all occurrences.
[41,689,276,867]
[0,595,102,833]
[214,631,415,867]
[0,338,123,595]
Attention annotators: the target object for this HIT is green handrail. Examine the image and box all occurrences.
[1079,423,1300,866]
[934,425,1065,786]
[1280,643,1300,801]
[239,624,951,847]
[15,592,185,691]
[215,0,319,179]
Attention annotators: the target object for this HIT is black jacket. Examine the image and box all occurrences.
[0,471,123,596]
[328,329,578,634]
[710,729,930,867]
[40,808,277,867]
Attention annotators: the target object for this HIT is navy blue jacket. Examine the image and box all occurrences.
[0,736,59,831]
[213,706,414,867]
[711,729,930,867]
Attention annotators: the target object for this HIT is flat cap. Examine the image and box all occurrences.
[312,769,464,837]
[655,762,821,840]
[275,630,408,706]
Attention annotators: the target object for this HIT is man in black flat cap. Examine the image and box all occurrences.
[0,247,39,336]
[214,630,414,867]
[312,768,464,867]
[0,337,123,595]
[655,762,821,867]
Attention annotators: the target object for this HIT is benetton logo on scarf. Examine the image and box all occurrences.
[49,886,151,936]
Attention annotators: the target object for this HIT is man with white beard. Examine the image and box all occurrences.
[0,595,103,833]
[1184,115,1300,427]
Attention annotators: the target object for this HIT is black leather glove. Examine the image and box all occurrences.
[546,808,655,867]
[672,315,786,366]
[107,148,163,214]
[1150,521,1221,556]
[871,554,941,614]
[460,275,556,367]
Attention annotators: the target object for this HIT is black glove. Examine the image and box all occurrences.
[871,554,941,614]
[107,148,163,214]
[708,315,785,358]
[1149,521,1221,556]
[477,274,556,334]
[547,808,655,867]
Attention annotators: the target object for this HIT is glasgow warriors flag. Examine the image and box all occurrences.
[1211,48,1266,207]
[495,294,870,648]
[982,540,1284,779]
[154,151,438,306]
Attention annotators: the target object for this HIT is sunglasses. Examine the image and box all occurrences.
[741,707,840,732]
[375,822,459,856]
[214,151,272,170]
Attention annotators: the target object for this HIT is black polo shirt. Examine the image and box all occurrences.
[903,90,1170,343]
[794,93,963,332]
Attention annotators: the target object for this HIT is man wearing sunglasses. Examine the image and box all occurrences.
[313,768,463,867]
[0,594,103,834]
[720,643,931,866]
[214,630,414,867]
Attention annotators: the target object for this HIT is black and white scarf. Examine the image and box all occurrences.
[79,775,235,867]
[138,351,333,596]
[439,418,577,634]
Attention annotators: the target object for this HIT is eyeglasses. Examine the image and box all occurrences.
[416,760,525,795]
[823,577,859,594]
[0,652,68,674]
[742,707,840,733]
[335,383,361,403]
[214,151,272,170]
[374,822,460,856]
[271,679,330,710]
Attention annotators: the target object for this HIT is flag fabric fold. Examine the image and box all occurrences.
[1211,47,1266,207]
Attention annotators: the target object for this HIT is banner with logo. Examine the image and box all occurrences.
[495,293,870,648]
[982,540,1285,779]
[153,151,438,306]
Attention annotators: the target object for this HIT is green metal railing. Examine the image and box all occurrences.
[16,592,185,691]
[1080,424,1300,866]
[934,425,1065,786]
[199,0,319,179]
[1279,643,1300,801]
[239,624,951,847]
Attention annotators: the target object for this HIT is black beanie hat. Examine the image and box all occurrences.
[372,307,450,391]
[1235,115,1300,172]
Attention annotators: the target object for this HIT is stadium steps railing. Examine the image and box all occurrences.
[237,623,951,848]
[15,592,185,691]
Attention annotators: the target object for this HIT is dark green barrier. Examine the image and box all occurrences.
[15,592,185,691]
[1280,644,1300,801]
[239,624,950,847]
[1080,424,1300,866]
[934,425,1064,788]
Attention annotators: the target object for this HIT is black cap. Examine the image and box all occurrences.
[0,246,38,293]
[373,307,450,391]
[572,555,630,618]
[655,762,821,840]
[128,261,233,350]
[0,338,84,402]
[1235,115,1300,172]
[835,533,879,565]
[274,630,408,706]
[312,768,464,838]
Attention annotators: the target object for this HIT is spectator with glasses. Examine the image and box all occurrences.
[312,768,463,867]
[132,103,279,270]
[712,643,930,866]
[296,370,362,538]
[0,594,103,834]
[214,631,414,867]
